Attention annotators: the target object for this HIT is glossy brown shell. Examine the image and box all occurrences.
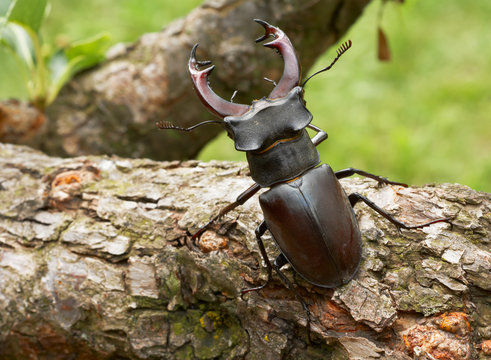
[259,164,362,287]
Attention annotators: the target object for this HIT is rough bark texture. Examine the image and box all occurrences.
[0,143,490,360]
[0,0,371,160]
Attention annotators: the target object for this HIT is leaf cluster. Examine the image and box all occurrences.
[0,0,109,108]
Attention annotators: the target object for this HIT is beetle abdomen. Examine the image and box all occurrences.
[259,164,362,288]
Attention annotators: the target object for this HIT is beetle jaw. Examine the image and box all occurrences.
[188,44,249,119]
[188,20,302,118]
[254,19,301,99]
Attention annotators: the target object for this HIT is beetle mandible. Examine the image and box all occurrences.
[158,19,450,336]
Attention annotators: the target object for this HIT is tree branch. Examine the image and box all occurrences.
[0,143,489,359]
[2,0,372,160]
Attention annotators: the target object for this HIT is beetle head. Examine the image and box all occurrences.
[182,20,351,152]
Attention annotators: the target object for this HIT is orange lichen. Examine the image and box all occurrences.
[403,322,471,360]
[0,100,45,141]
[53,173,82,187]
[239,272,255,284]
[438,312,470,336]
[45,164,100,211]
[310,298,365,332]
[481,340,491,355]
[198,231,228,253]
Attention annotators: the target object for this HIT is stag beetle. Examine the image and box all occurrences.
[158,19,450,339]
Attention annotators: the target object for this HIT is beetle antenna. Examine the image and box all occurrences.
[156,120,225,132]
[301,40,352,88]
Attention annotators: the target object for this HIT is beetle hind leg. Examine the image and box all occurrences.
[348,192,451,230]
[335,167,408,187]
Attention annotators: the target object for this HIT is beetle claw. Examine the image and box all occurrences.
[190,45,213,68]
[254,19,276,43]
[188,44,249,118]
[254,19,301,99]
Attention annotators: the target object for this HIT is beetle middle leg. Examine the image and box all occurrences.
[241,221,312,342]
[347,193,451,230]
[192,183,261,241]
[241,221,273,295]
[240,222,289,295]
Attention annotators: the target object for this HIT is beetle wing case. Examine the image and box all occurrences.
[259,164,362,288]
[224,87,312,152]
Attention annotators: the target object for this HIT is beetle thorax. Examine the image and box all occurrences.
[224,87,312,152]
[222,87,320,187]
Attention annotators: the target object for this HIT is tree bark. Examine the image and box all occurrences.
[0,143,489,360]
[1,0,372,160]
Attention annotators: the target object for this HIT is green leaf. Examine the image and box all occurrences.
[65,32,110,60]
[0,0,12,17]
[48,49,67,84]
[46,33,110,105]
[7,0,47,32]
[47,54,94,105]
[0,45,29,100]
[0,20,35,69]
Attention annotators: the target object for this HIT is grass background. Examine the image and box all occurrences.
[5,0,491,191]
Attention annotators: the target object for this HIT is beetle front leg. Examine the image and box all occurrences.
[336,167,408,187]
[348,193,452,230]
[308,124,328,147]
[192,183,261,240]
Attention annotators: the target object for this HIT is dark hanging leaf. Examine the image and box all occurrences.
[377,27,391,62]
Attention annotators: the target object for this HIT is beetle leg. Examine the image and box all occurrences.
[240,221,273,296]
[335,167,408,187]
[241,247,289,295]
[241,221,312,343]
[270,253,312,343]
[241,224,292,296]
[308,124,328,147]
[273,253,288,269]
[191,183,261,241]
[347,193,452,230]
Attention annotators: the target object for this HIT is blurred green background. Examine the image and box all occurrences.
[200,1,491,192]
[3,0,490,191]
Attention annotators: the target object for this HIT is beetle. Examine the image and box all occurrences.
[158,19,450,339]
